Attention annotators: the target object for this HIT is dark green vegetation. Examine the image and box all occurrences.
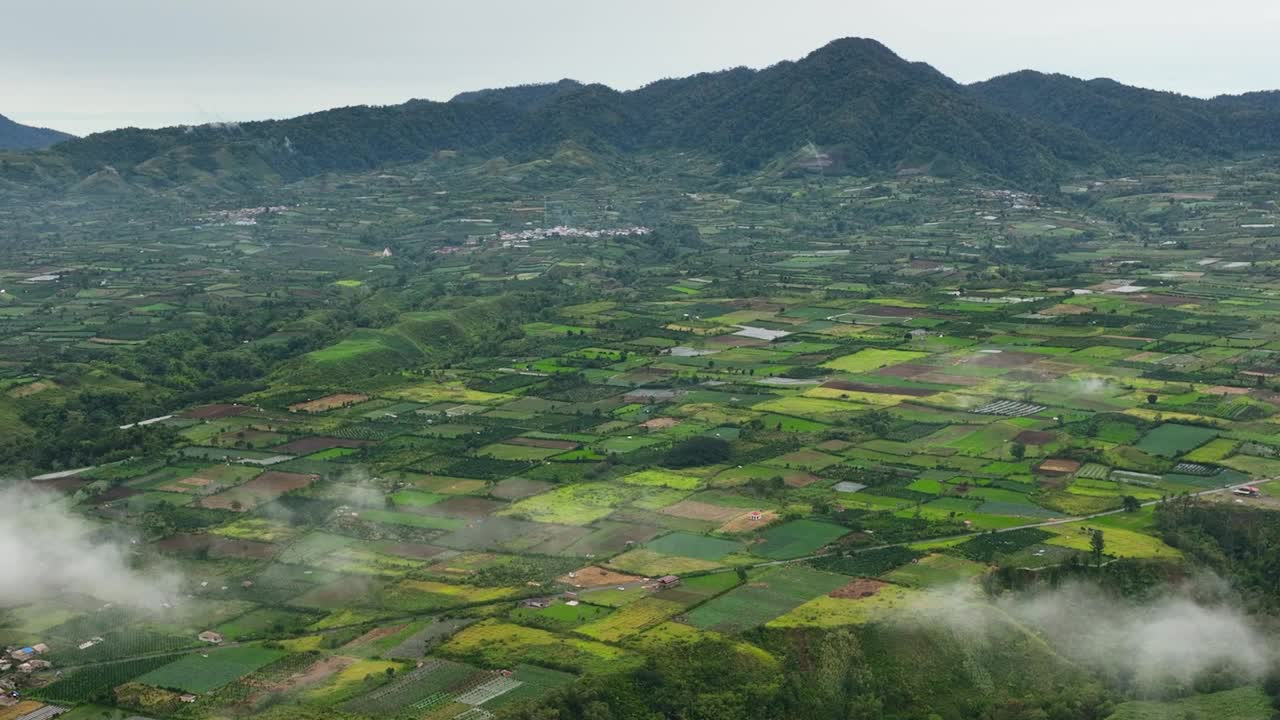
[10,38,1280,196]
[972,72,1280,157]
[6,36,1280,720]
[0,113,74,151]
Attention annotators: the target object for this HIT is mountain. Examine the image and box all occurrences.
[625,38,1103,179]
[33,100,523,191]
[0,114,74,150]
[8,37,1280,195]
[468,39,1103,182]
[971,70,1280,157]
[451,79,586,112]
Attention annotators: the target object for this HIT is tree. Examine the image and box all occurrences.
[1010,442,1026,461]
[1147,393,1158,405]
[861,409,893,437]
[663,436,732,468]
[1090,530,1106,565]
[1122,495,1141,513]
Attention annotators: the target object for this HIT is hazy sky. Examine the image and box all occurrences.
[8,0,1280,136]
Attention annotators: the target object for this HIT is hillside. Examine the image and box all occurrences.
[971,70,1280,157]
[627,38,1102,179]
[0,38,1105,192]
[0,113,74,150]
[7,37,1280,194]
[505,608,1110,720]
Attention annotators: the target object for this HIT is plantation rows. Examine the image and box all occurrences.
[811,546,924,577]
[956,529,1055,562]
[37,655,178,703]
[47,629,196,666]
[339,658,483,715]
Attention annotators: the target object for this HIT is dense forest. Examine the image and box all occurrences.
[8,37,1280,195]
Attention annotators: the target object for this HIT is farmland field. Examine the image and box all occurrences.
[684,565,849,633]
[37,656,178,703]
[822,349,928,373]
[438,620,636,673]
[1135,424,1219,458]
[6,42,1280,720]
[135,646,287,693]
[753,519,850,559]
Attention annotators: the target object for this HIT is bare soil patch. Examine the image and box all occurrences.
[491,477,554,500]
[783,472,820,488]
[7,380,54,398]
[829,578,888,599]
[423,496,505,519]
[659,500,741,522]
[557,565,643,588]
[201,471,318,511]
[1037,459,1082,475]
[718,510,779,533]
[183,403,251,420]
[159,475,222,495]
[155,533,279,559]
[88,485,140,504]
[35,477,90,494]
[1014,430,1056,445]
[875,362,933,379]
[915,371,986,387]
[251,655,355,702]
[289,393,370,413]
[342,624,407,651]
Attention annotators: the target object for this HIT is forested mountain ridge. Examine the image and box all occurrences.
[971,70,1280,157]
[451,78,587,111]
[5,37,1280,195]
[0,113,74,150]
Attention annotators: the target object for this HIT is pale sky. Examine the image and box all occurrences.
[7,0,1280,136]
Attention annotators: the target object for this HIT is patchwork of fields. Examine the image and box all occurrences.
[4,146,1280,720]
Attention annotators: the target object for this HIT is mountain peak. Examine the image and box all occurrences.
[808,36,897,59]
[450,79,586,112]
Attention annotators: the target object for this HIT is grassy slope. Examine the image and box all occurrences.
[285,295,524,385]
[1107,686,1271,720]
[763,603,1099,718]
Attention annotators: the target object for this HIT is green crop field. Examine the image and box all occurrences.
[135,646,287,693]
[753,519,851,559]
[645,531,744,561]
[37,656,178,703]
[1135,423,1219,458]
[685,565,849,633]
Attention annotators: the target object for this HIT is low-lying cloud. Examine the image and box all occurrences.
[914,578,1273,697]
[0,483,182,609]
